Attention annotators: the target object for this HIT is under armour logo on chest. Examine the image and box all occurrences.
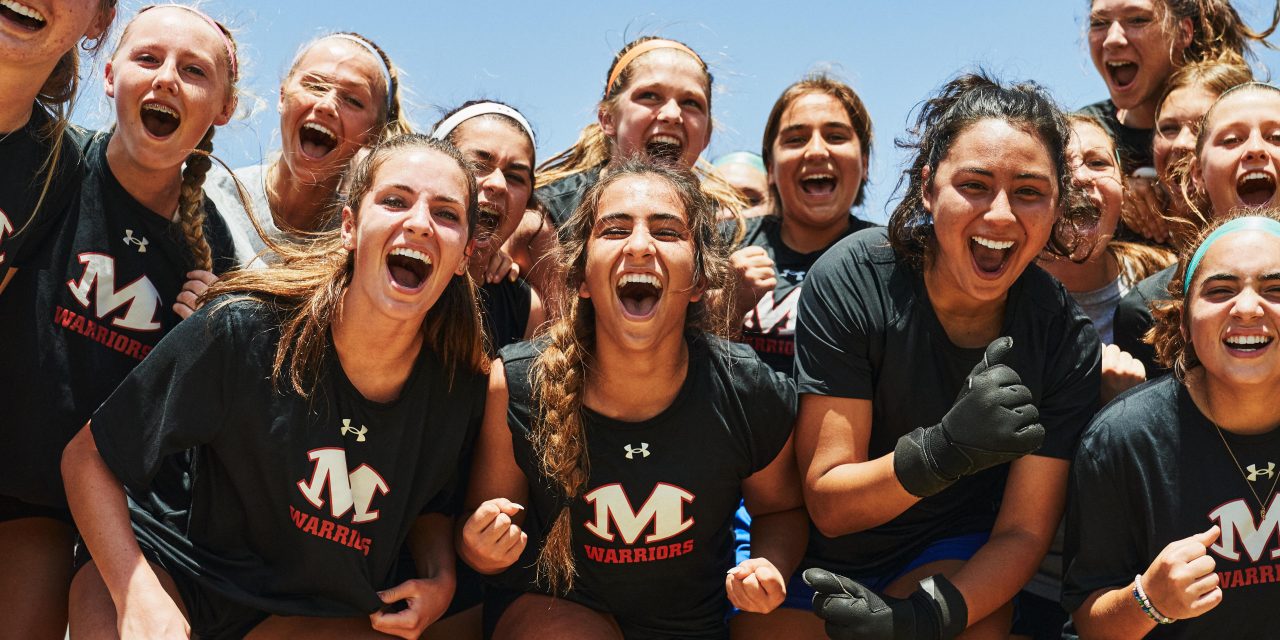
[122,229,148,253]
[1247,462,1276,482]
[624,443,649,459]
[340,418,368,442]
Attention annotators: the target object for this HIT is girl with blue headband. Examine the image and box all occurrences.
[1065,209,1280,638]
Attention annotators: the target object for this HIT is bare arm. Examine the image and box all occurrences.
[523,286,546,340]
[370,514,458,638]
[741,434,806,578]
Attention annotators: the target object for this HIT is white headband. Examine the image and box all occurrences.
[431,102,536,146]
[324,34,394,112]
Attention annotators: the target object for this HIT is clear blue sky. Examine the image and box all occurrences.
[73,0,1280,223]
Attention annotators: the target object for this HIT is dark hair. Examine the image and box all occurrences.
[761,72,874,209]
[528,158,731,594]
[888,71,1088,268]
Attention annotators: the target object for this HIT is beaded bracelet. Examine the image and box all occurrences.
[1133,574,1175,625]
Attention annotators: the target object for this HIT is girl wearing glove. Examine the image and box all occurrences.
[792,72,1102,639]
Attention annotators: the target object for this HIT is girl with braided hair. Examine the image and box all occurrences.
[0,5,238,634]
[460,160,803,639]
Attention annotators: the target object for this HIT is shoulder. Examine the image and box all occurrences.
[1078,376,1180,456]
[1076,99,1117,122]
[735,214,773,249]
[700,334,795,395]
[1019,263,1090,318]
[1135,263,1177,301]
[536,168,598,201]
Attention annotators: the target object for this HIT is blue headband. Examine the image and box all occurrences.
[712,151,766,173]
[1184,216,1280,294]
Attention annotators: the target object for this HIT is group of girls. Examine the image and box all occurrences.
[2,0,1280,639]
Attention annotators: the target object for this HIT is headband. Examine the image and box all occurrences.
[1184,216,1280,293]
[605,39,703,96]
[431,102,536,146]
[713,152,765,173]
[325,34,394,112]
[141,5,237,81]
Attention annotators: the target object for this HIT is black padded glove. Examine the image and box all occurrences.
[804,568,967,640]
[893,336,1043,497]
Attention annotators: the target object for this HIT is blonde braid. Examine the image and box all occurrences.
[175,127,216,271]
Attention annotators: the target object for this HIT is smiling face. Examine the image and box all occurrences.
[600,50,711,169]
[449,117,534,265]
[279,37,386,185]
[770,91,867,230]
[0,0,109,72]
[1088,0,1189,114]
[1068,119,1124,260]
[1193,89,1280,215]
[924,118,1059,305]
[579,174,701,349]
[104,7,234,172]
[1154,84,1216,184]
[1186,230,1280,389]
[341,148,472,323]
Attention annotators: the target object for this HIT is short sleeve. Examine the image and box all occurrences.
[742,359,798,475]
[1061,425,1142,612]
[420,373,487,516]
[1036,316,1102,459]
[90,304,234,495]
[793,243,875,398]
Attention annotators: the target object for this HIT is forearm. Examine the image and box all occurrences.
[945,526,1051,625]
[806,452,918,537]
[1072,584,1157,640]
[746,507,807,579]
[409,514,457,584]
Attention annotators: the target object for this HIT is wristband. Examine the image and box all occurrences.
[1133,574,1175,625]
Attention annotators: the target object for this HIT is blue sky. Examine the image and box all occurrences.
[74,0,1280,223]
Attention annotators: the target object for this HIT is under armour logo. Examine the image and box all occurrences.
[340,418,368,442]
[122,229,148,253]
[1247,462,1276,482]
[624,443,649,459]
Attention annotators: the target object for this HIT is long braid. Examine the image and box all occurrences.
[175,127,216,271]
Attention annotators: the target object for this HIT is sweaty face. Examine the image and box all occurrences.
[1068,121,1124,261]
[0,0,108,73]
[770,92,866,230]
[1185,230,1280,389]
[579,174,701,349]
[1154,84,1216,186]
[450,117,534,264]
[341,148,472,323]
[600,51,711,170]
[924,118,1059,305]
[104,7,234,172]
[1194,90,1280,216]
[279,37,386,184]
[1088,0,1187,113]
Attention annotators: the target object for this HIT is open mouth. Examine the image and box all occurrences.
[645,135,683,163]
[1224,334,1274,354]
[140,102,181,138]
[386,247,433,292]
[298,122,338,160]
[1236,171,1277,207]
[616,273,663,319]
[474,206,502,248]
[799,172,838,197]
[0,0,45,31]
[1106,61,1138,89]
[970,235,1015,276]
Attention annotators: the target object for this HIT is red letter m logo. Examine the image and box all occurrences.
[583,483,694,544]
[297,448,390,524]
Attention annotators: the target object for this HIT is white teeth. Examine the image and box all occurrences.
[972,236,1015,250]
[302,122,337,141]
[801,173,835,182]
[1106,61,1135,68]
[0,0,45,22]
[1225,335,1272,346]
[390,247,431,265]
[649,135,681,146]
[142,103,178,118]
[617,273,662,289]
[1240,171,1273,184]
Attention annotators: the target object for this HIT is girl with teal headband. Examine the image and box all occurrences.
[1065,209,1280,639]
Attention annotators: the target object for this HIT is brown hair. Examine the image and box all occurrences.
[528,158,732,593]
[1155,0,1280,66]
[204,134,485,396]
[1150,207,1280,374]
[285,32,411,142]
[761,72,874,210]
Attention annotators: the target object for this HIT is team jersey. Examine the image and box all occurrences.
[0,130,236,508]
[0,105,85,282]
[1113,263,1177,377]
[495,335,795,638]
[1063,376,1280,638]
[91,297,486,617]
[794,227,1101,577]
[535,166,601,230]
[480,277,532,352]
[736,213,877,375]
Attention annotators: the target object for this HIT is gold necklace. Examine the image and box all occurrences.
[1213,423,1280,519]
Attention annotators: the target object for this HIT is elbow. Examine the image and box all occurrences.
[806,494,856,539]
[61,425,94,488]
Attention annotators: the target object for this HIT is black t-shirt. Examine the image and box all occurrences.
[793,227,1101,576]
[91,297,487,617]
[1078,99,1154,174]
[480,278,532,352]
[1112,263,1176,377]
[1062,376,1280,637]
[0,105,85,281]
[736,213,878,376]
[496,335,795,637]
[0,130,236,507]
[535,166,602,230]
